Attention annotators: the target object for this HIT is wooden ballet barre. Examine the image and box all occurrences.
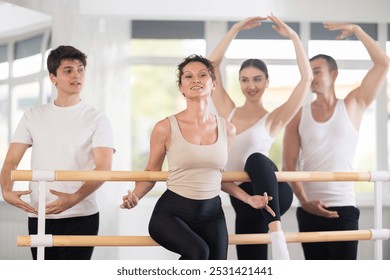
[17,229,389,247]
[11,170,384,182]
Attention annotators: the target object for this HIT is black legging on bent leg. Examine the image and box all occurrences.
[149,189,228,260]
[229,152,293,260]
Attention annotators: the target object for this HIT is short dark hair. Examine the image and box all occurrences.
[239,59,269,79]
[310,54,338,72]
[177,54,216,87]
[47,45,87,76]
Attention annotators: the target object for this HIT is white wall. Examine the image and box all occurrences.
[78,0,390,23]
[0,1,51,37]
[3,0,390,31]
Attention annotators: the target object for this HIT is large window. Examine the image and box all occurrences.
[129,21,206,171]
[130,64,185,171]
[0,29,51,193]
[0,84,8,165]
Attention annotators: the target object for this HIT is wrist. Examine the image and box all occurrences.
[231,24,242,34]
[300,200,309,207]
[352,24,361,34]
[133,191,142,200]
[290,32,299,41]
[72,192,84,205]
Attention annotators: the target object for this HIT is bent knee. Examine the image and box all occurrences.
[245,153,273,171]
[181,244,210,260]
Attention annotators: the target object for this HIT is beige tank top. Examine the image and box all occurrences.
[166,115,228,200]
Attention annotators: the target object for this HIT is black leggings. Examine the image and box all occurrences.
[297,206,359,260]
[149,189,228,260]
[230,153,293,260]
[28,212,99,260]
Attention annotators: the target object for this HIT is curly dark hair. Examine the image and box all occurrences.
[177,54,216,87]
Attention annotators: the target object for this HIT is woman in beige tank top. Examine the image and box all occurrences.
[121,54,273,259]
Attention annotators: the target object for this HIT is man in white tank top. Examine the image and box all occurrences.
[283,23,389,260]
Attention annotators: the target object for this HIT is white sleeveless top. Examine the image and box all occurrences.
[298,100,358,206]
[224,108,275,173]
[166,115,228,200]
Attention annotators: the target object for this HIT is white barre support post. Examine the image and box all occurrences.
[32,170,55,260]
[37,181,46,260]
[369,171,388,260]
[374,180,383,260]
[30,234,53,247]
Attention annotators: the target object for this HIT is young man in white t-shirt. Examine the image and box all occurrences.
[0,45,115,260]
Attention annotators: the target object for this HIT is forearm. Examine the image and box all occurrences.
[133,181,156,200]
[291,182,308,205]
[283,160,308,205]
[0,163,14,194]
[72,181,104,204]
[283,168,306,204]
[354,25,389,67]
[72,148,113,204]
[291,34,313,84]
[279,35,312,118]
[221,182,250,203]
[208,24,240,66]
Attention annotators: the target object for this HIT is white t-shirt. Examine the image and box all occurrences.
[12,100,115,219]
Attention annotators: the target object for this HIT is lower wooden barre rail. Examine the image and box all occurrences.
[11,170,382,182]
[17,230,388,247]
